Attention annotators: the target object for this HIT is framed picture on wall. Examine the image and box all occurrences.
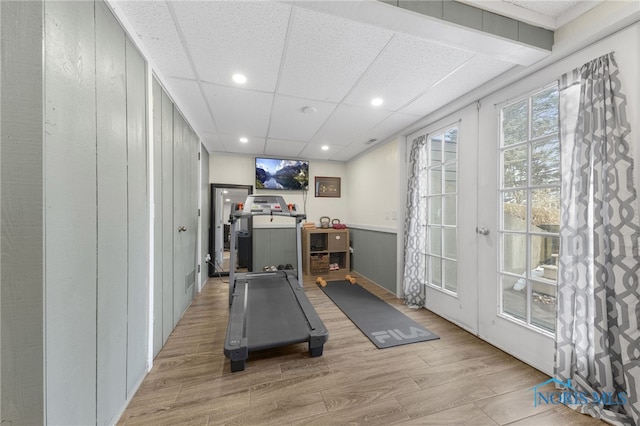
[315,176,341,198]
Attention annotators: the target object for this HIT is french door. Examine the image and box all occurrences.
[477,85,560,375]
[406,103,479,334]
[408,87,560,375]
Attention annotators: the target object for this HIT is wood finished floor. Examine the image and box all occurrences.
[118,271,603,425]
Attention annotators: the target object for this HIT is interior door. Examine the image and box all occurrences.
[173,110,197,324]
[406,103,479,334]
[476,85,559,375]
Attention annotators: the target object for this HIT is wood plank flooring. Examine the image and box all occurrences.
[118,271,603,425]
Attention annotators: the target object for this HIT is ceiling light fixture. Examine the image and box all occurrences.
[239,137,248,143]
[321,145,329,151]
[371,97,384,106]
[232,73,247,84]
[301,106,317,114]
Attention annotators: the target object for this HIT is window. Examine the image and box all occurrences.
[499,85,560,333]
[423,126,458,294]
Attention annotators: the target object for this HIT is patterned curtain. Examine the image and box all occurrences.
[556,53,640,425]
[403,134,428,308]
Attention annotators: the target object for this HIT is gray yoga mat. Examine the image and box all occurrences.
[320,280,439,348]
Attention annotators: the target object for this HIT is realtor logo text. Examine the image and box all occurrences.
[532,378,627,408]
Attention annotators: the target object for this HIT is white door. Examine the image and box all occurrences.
[406,103,479,334]
[477,84,560,375]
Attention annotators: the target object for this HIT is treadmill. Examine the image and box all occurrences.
[224,195,329,372]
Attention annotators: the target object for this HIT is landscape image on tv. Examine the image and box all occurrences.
[255,157,309,190]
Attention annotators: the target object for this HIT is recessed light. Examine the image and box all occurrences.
[371,97,383,106]
[232,73,247,84]
[225,198,231,202]
[239,137,248,143]
[321,145,329,151]
[302,106,317,114]
[223,190,228,194]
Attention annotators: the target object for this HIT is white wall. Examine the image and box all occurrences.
[209,153,348,228]
[346,139,400,231]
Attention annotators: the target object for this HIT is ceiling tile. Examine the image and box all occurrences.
[268,95,337,142]
[278,7,393,102]
[311,104,392,146]
[344,34,474,111]
[507,0,583,18]
[167,78,216,134]
[264,139,307,158]
[355,112,422,146]
[171,1,291,92]
[400,54,515,116]
[201,131,222,154]
[202,83,273,137]
[327,144,369,162]
[116,1,194,79]
[299,143,347,161]
[219,134,266,155]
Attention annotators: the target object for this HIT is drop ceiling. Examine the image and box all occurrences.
[110,0,600,162]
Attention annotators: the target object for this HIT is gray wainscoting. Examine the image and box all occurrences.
[350,227,398,294]
[252,227,297,271]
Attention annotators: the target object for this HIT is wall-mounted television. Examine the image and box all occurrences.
[255,157,309,190]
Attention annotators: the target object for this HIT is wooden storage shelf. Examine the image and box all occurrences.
[302,228,350,275]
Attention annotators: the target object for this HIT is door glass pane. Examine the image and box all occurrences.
[443,228,456,259]
[531,280,556,332]
[502,233,526,275]
[431,256,442,286]
[530,235,559,281]
[430,135,442,165]
[503,146,528,188]
[429,197,441,224]
[531,87,559,139]
[531,138,560,185]
[430,167,442,194]
[531,188,560,232]
[428,226,441,256]
[502,99,528,146]
[444,259,457,292]
[502,275,527,322]
[444,163,457,193]
[444,128,458,161]
[443,195,456,226]
[502,190,526,232]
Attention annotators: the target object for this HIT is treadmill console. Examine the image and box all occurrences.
[233,195,302,218]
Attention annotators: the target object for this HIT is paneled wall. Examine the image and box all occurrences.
[200,146,210,289]
[44,1,99,422]
[2,1,153,424]
[1,2,45,424]
[44,2,150,424]
[95,2,128,422]
[152,79,164,356]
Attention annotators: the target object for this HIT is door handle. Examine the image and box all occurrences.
[476,227,490,236]
[178,226,187,232]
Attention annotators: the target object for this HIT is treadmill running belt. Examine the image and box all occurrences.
[245,275,310,351]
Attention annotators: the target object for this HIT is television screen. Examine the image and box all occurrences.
[255,157,309,190]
